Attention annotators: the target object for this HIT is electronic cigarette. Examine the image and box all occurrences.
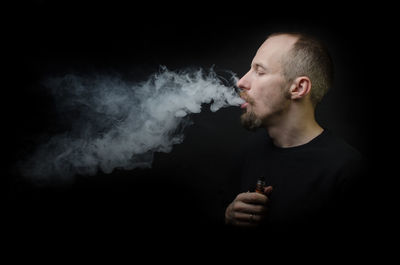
[255,176,266,194]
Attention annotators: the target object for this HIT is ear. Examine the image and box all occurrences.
[289,76,311,100]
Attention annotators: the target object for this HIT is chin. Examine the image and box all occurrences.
[240,111,263,131]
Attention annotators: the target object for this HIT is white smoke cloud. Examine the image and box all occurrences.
[20,66,244,183]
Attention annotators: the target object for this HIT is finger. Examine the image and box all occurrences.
[263,186,273,196]
[233,212,265,223]
[233,201,268,215]
[237,192,269,205]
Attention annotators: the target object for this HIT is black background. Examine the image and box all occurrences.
[4,0,392,256]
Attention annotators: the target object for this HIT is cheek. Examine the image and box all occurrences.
[255,88,287,114]
[249,77,287,112]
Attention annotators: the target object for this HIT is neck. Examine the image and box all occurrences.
[265,103,323,148]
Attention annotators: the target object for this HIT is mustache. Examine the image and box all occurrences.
[239,91,255,105]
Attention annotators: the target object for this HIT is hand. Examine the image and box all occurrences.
[225,186,273,227]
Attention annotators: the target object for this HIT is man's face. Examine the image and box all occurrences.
[238,34,297,130]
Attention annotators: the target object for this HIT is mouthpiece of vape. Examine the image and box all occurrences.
[255,176,266,194]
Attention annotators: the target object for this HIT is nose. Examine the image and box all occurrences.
[237,71,251,91]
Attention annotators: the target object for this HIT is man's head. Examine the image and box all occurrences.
[238,32,333,131]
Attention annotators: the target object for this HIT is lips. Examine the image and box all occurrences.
[239,91,251,109]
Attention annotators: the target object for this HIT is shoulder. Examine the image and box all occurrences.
[316,130,366,186]
[313,130,363,166]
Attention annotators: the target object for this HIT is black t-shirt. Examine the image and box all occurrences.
[223,129,367,234]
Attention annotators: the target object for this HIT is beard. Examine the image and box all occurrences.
[239,91,264,131]
[239,84,291,131]
[240,108,263,131]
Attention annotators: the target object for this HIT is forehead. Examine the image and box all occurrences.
[252,34,298,69]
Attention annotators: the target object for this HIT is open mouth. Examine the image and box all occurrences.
[239,91,251,109]
[241,102,249,109]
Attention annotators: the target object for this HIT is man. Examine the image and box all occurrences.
[224,32,365,232]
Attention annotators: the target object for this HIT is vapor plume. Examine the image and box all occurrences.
[19,67,244,183]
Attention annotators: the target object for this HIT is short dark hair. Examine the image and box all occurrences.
[270,32,334,106]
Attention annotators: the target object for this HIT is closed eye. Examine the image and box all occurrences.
[252,63,267,76]
[256,70,265,76]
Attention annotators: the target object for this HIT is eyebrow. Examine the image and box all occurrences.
[251,62,268,70]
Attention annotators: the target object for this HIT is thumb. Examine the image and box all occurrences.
[263,186,273,196]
